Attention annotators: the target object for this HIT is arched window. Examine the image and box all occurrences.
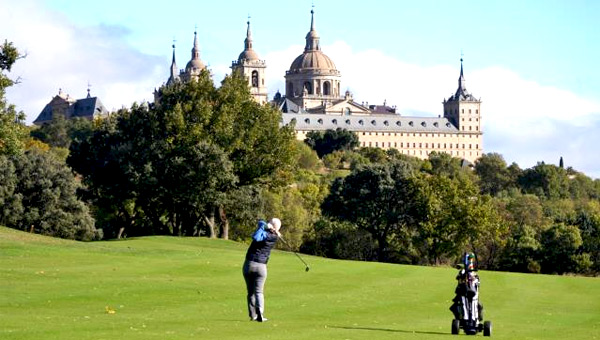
[323,81,331,95]
[303,81,313,95]
[251,71,259,87]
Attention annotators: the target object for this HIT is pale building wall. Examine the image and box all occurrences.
[295,129,483,164]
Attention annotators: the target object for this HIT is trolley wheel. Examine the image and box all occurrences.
[483,320,492,336]
[451,319,460,335]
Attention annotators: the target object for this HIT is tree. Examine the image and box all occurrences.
[412,174,496,265]
[475,153,515,196]
[0,41,27,155]
[540,224,584,274]
[426,151,466,178]
[304,128,359,158]
[300,218,376,261]
[294,140,321,171]
[70,71,297,239]
[30,115,94,150]
[322,160,421,261]
[0,150,99,240]
[518,162,570,200]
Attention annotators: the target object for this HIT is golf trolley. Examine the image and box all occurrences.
[450,253,492,336]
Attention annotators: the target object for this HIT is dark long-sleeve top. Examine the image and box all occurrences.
[245,220,279,264]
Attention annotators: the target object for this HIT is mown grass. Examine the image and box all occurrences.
[1,226,599,339]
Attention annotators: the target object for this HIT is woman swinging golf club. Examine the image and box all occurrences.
[242,218,281,322]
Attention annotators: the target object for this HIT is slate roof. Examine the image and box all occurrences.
[281,113,459,133]
[34,95,108,125]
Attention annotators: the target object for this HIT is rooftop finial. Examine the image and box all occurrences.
[87,82,91,98]
[245,15,253,50]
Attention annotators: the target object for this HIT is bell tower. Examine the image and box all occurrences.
[443,57,483,160]
[231,19,268,104]
[443,58,481,133]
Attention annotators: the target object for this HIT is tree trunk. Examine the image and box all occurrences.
[377,234,388,262]
[219,205,229,240]
[117,227,125,239]
[204,209,216,238]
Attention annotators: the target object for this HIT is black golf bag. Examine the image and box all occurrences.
[450,253,492,336]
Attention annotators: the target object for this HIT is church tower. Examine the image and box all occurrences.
[443,58,481,133]
[181,30,206,82]
[231,20,268,104]
[443,58,483,159]
[285,9,341,110]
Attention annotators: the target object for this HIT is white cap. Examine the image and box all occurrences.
[268,218,281,231]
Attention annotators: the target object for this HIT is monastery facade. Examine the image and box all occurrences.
[160,10,483,163]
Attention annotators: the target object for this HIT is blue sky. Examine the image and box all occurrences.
[2,0,600,177]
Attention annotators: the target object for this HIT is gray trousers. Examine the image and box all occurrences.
[242,260,267,319]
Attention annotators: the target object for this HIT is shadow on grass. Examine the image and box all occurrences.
[329,325,450,336]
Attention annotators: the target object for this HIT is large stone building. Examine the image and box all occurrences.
[160,9,483,163]
[34,88,108,125]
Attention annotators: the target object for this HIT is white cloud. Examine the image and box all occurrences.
[2,0,165,123]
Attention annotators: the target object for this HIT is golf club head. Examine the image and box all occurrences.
[305,266,310,272]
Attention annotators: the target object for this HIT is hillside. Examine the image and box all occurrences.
[1,226,598,339]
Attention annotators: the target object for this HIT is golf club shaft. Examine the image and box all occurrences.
[279,237,309,268]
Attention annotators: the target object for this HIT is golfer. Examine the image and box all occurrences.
[243,218,281,322]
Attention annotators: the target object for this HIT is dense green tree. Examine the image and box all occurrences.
[518,162,570,200]
[357,147,388,164]
[304,128,359,158]
[31,115,94,150]
[475,153,515,195]
[540,223,584,274]
[412,173,502,265]
[300,218,376,261]
[426,151,466,178]
[322,160,421,261]
[0,41,27,155]
[0,150,99,240]
[0,155,23,226]
[574,201,600,273]
[294,140,321,171]
[70,71,297,239]
[500,224,542,273]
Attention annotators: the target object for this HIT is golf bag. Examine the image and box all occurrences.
[450,252,491,336]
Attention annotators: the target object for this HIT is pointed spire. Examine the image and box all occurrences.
[87,82,91,98]
[168,42,179,85]
[457,57,467,94]
[191,29,200,60]
[305,8,320,51]
[245,18,253,51]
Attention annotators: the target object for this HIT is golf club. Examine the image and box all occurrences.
[279,237,310,272]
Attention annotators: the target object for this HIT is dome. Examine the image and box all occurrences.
[289,50,337,72]
[185,59,205,73]
[238,49,260,62]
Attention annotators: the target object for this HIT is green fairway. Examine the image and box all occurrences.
[1,227,599,339]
